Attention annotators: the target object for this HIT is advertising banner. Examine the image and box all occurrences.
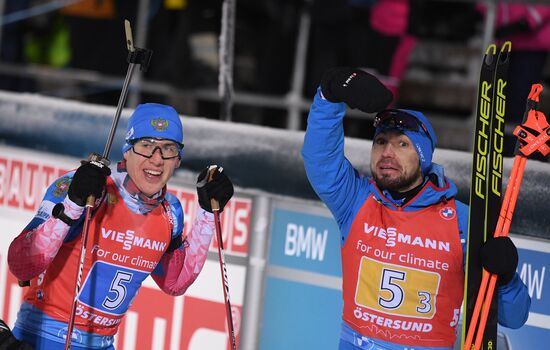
[261,202,343,350]
[498,236,550,350]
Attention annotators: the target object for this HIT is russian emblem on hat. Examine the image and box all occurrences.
[440,206,456,220]
[151,118,169,132]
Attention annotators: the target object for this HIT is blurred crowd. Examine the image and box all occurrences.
[0,0,549,158]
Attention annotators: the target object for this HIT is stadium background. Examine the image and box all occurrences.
[0,1,549,349]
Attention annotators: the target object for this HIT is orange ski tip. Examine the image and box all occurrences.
[528,84,544,102]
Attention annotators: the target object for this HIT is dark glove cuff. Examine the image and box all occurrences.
[319,67,342,103]
[480,237,518,282]
[52,203,78,226]
[198,190,214,213]
[498,271,515,286]
[319,66,393,112]
[196,166,233,213]
[166,236,184,253]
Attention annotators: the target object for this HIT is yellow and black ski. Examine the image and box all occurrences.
[462,41,511,350]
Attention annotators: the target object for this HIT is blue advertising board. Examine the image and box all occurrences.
[498,236,550,350]
[260,278,343,350]
[261,202,343,350]
[267,205,341,276]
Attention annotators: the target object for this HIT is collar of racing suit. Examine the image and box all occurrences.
[109,160,166,214]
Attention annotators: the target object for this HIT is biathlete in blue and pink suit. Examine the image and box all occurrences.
[7,103,234,349]
[301,67,531,350]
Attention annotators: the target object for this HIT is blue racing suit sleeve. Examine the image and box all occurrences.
[497,271,531,328]
[456,200,469,260]
[152,193,185,277]
[301,89,370,241]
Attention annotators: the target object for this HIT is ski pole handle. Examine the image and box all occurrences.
[207,168,222,212]
[211,198,220,212]
[102,20,152,162]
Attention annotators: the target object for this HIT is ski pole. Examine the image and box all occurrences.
[464,155,526,350]
[209,168,238,350]
[64,20,152,350]
[465,84,547,350]
[464,150,525,349]
[471,159,526,350]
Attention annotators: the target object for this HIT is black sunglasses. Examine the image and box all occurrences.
[374,109,434,149]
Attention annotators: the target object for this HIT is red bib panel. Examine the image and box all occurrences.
[342,195,463,347]
[25,178,171,336]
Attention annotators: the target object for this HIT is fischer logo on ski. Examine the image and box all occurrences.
[462,41,511,350]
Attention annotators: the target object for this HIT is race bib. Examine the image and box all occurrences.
[355,257,440,319]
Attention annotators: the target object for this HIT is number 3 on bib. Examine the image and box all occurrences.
[355,257,441,319]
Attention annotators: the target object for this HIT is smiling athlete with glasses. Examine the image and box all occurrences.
[8,103,234,349]
[302,67,530,350]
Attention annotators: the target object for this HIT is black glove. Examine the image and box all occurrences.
[480,236,518,285]
[68,161,111,206]
[320,67,393,113]
[495,19,530,39]
[0,319,33,350]
[196,165,234,213]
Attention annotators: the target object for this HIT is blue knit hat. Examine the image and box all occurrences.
[122,103,184,157]
[374,109,437,176]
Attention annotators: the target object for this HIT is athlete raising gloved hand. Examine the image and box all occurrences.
[302,66,530,350]
[8,103,234,349]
